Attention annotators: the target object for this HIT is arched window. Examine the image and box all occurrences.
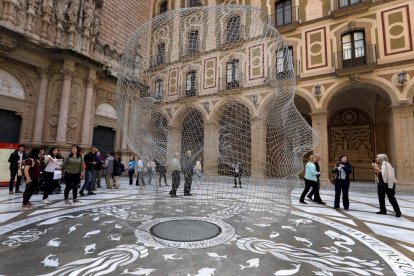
[157,42,166,65]
[276,0,292,27]
[226,59,240,89]
[188,30,199,54]
[226,15,240,43]
[339,0,361,8]
[159,1,168,14]
[341,31,366,68]
[155,79,163,99]
[186,70,197,96]
[276,46,293,74]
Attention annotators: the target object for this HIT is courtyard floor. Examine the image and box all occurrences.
[0,178,413,275]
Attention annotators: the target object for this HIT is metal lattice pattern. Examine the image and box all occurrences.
[116,5,318,234]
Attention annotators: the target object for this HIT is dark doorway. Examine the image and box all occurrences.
[92,126,115,155]
[0,109,21,143]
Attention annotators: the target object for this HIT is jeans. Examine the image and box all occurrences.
[378,183,400,213]
[184,172,193,194]
[170,171,180,195]
[64,173,80,200]
[9,168,22,192]
[80,169,96,193]
[42,171,54,200]
[159,172,167,186]
[300,179,322,203]
[128,170,135,185]
[307,178,320,199]
[334,179,350,209]
[23,178,38,205]
[234,172,241,186]
[136,171,145,186]
[95,169,102,188]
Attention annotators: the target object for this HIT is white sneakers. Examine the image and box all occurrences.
[42,199,52,204]
[64,199,72,205]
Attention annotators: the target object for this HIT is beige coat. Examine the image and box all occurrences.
[381,161,398,189]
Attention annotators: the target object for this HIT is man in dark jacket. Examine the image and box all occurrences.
[80,146,98,196]
[8,144,27,194]
[182,150,195,196]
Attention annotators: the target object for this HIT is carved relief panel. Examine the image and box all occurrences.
[304,27,328,70]
[329,108,374,163]
[47,78,63,142]
[66,78,84,143]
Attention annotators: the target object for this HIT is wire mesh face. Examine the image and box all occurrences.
[117,5,318,238]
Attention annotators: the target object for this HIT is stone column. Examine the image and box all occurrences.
[250,116,266,180]
[310,111,330,182]
[32,68,51,142]
[56,60,75,143]
[389,103,414,186]
[203,122,220,178]
[80,69,96,146]
[166,126,182,167]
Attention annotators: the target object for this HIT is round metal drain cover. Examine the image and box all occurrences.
[150,220,222,242]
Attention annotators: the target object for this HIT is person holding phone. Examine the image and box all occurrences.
[332,155,352,210]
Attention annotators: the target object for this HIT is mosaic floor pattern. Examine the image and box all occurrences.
[0,178,413,276]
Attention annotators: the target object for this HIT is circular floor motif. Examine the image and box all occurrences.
[150,219,222,242]
[137,217,235,249]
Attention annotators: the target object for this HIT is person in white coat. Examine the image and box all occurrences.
[372,154,401,217]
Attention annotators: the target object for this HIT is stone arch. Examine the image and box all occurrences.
[320,78,399,110]
[403,76,414,103]
[210,96,253,123]
[171,104,206,128]
[96,103,117,119]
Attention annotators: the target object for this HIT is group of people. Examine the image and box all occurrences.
[300,153,402,217]
[7,144,126,209]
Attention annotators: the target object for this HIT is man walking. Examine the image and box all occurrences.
[8,144,27,194]
[80,146,98,196]
[135,156,146,186]
[182,150,195,196]
[168,153,181,197]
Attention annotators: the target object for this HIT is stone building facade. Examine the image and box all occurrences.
[144,0,414,186]
[0,0,150,155]
[1,0,413,187]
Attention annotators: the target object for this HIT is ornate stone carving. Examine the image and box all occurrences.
[42,0,54,15]
[0,34,19,54]
[82,0,95,31]
[61,66,74,80]
[55,0,69,23]
[85,78,96,88]
[36,68,51,80]
[67,0,80,26]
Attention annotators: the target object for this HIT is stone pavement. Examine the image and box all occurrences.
[0,177,413,275]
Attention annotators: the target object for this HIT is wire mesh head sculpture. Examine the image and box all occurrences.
[117,5,318,242]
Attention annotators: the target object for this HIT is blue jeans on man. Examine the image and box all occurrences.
[80,169,96,195]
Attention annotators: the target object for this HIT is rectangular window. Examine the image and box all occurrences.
[188,30,199,54]
[186,70,197,96]
[276,47,293,74]
[155,80,163,99]
[160,1,168,13]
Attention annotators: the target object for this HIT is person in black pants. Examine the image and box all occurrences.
[332,155,352,210]
[182,150,195,196]
[233,162,242,188]
[62,145,84,205]
[155,159,168,186]
[22,148,42,209]
[373,154,401,217]
[169,154,181,197]
[8,144,27,194]
[307,154,321,201]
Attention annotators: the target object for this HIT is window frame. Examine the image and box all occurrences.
[341,30,366,68]
[275,46,293,75]
[188,30,199,54]
[156,42,166,65]
[339,0,361,8]
[155,79,163,99]
[226,59,240,88]
[159,1,168,14]
[186,70,197,96]
[226,15,241,43]
[275,0,292,27]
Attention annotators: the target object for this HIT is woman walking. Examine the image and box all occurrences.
[194,158,203,185]
[62,145,84,205]
[22,148,42,209]
[300,155,325,204]
[147,159,156,185]
[332,155,352,210]
[112,156,122,189]
[373,154,401,217]
[42,147,60,204]
[128,157,136,185]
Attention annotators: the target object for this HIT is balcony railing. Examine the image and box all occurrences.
[334,44,377,73]
[268,6,299,30]
[331,0,372,18]
[181,82,199,98]
[220,72,245,91]
[149,56,166,68]
[269,59,301,80]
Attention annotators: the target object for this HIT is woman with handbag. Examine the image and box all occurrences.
[373,154,401,217]
[332,155,352,210]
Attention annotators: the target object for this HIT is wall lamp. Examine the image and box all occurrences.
[252,94,258,105]
[398,70,407,87]
[314,84,321,97]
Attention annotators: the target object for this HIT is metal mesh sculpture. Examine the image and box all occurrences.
[117,5,318,246]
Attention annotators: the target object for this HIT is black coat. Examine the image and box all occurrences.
[8,150,28,171]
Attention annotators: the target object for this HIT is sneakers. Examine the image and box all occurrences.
[299,200,307,204]
[42,199,52,204]
[73,199,81,203]
[64,199,72,205]
[21,204,32,210]
[318,201,326,205]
